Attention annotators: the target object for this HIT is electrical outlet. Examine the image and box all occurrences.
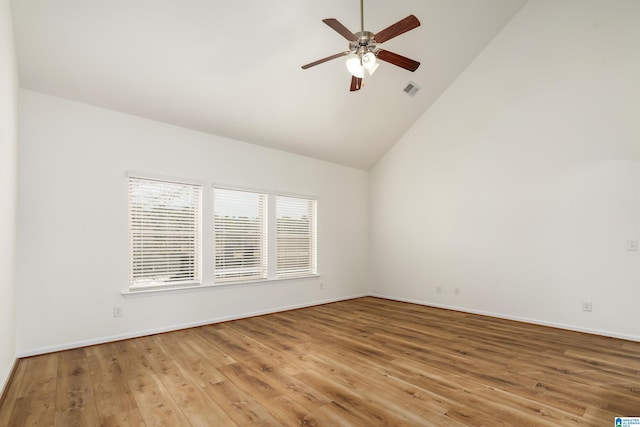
[582,301,592,312]
[454,288,460,295]
[436,285,442,294]
[627,240,638,251]
[113,306,123,317]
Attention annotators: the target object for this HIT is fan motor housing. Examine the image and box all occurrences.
[350,31,377,54]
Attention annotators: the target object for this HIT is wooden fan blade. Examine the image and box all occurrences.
[322,18,357,41]
[377,50,420,72]
[302,51,349,69]
[374,15,420,44]
[350,76,362,92]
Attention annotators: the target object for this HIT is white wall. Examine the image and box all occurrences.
[0,0,18,394]
[370,0,640,340]
[17,90,369,356]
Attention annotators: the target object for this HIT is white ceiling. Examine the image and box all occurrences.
[11,0,526,170]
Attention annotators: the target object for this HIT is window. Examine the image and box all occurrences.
[276,195,317,278]
[128,176,202,289]
[214,187,268,283]
[127,174,319,292]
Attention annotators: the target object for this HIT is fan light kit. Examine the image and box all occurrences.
[302,0,421,92]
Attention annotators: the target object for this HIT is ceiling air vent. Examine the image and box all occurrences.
[403,81,420,97]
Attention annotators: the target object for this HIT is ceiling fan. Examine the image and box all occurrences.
[302,0,421,92]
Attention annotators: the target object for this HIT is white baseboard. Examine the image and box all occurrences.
[369,293,640,343]
[17,293,367,358]
[16,291,640,358]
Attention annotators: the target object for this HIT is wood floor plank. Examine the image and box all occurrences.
[2,297,640,426]
[114,339,192,427]
[5,396,52,427]
[305,400,378,427]
[202,379,283,426]
[0,363,23,427]
[266,395,323,427]
[152,329,230,387]
[13,354,58,399]
[98,409,147,427]
[132,335,238,427]
[302,351,467,426]
[208,325,329,411]
[295,368,417,426]
[2,354,58,427]
[227,319,310,375]
[85,342,145,425]
[54,349,100,427]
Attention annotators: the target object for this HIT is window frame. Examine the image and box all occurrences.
[276,194,318,279]
[127,174,203,291]
[213,186,269,284]
[124,173,320,296]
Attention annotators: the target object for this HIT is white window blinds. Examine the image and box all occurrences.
[214,187,268,283]
[128,177,202,288]
[276,195,317,278]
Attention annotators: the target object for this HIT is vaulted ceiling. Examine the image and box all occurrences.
[11,0,526,169]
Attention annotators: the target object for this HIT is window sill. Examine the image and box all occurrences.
[121,274,320,298]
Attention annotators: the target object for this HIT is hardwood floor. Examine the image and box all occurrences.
[1,297,639,426]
